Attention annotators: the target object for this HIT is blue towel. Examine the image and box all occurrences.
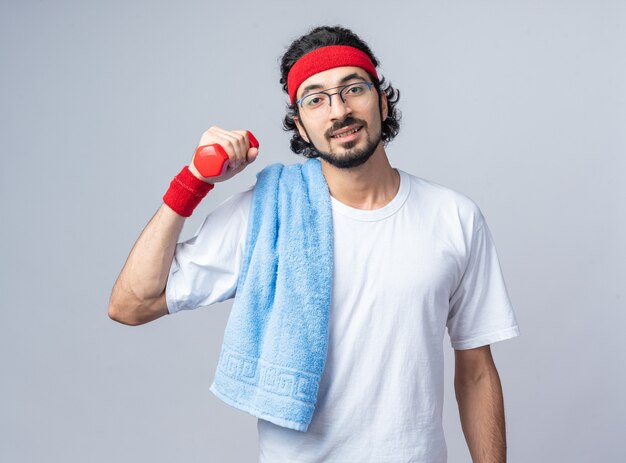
[208,157,334,432]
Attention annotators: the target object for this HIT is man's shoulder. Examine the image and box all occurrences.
[402,171,484,225]
[203,183,255,224]
[404,171,480,208]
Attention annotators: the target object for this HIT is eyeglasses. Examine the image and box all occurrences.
[296,81,374,118]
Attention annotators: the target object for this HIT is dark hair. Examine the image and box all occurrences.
[279,25,401,158]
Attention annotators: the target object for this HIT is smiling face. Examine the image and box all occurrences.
[293,66,388,169]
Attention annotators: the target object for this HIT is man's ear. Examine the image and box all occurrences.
[294,115,310,143]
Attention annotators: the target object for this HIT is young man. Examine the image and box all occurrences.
[109,25,520,463]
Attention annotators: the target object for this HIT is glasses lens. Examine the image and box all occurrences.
[341,83,371,107]
[301,93,327,111]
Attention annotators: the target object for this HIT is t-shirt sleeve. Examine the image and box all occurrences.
[446,211,520,350]
[165,185,253,314]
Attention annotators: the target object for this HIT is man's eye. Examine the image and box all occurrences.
[347,84,364,94]
[305,96,323,106]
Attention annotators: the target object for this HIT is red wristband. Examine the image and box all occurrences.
[163,166,214,217]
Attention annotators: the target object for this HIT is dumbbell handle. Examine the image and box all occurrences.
[193,131,259,178]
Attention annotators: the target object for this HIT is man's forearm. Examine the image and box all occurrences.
[455,367,507,463]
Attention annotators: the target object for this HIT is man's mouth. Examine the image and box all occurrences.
[330,125,363,139]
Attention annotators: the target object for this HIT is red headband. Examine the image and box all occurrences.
[287,45,379,104]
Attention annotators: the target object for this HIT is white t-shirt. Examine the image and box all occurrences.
[166,167,520,463]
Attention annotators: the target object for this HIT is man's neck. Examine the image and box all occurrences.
[320,147,400,210]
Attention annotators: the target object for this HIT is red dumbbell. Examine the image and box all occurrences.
[192,130,259,178]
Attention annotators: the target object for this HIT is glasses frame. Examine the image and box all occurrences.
[296,81,375,112]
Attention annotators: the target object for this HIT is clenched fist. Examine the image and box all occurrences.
[188,126,260,183]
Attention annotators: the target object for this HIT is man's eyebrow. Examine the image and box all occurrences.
[300,72,367,97]
[339,72,368,85]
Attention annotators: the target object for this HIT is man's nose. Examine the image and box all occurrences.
[328,92,352,120]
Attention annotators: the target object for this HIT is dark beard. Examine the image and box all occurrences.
[314,130,380,168]
[305,117,382,169]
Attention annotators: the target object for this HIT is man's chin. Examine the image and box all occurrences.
[309,130,382,169]
[316,146,376,169]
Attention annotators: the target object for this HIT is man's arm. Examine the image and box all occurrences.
[108,203,185,326]
[454,344,507,463]
[107,127,259,326]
